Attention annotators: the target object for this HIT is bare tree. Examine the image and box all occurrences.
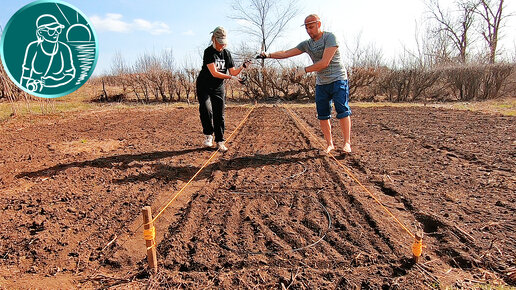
[110,50,130,96]
[230,0,299,53]
[475,0,512,63]
[341,32,383,99]
[419,23,455,66]
[426,0,479,63]
[178,57,198,104]
[133,51,174,102]
[343,32,384,68]
[160,49,176,101]
[110,50,128,76]
[134,55,157,102]
[230,0,299,99]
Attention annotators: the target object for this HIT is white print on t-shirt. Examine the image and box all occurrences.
[215,55,225,72]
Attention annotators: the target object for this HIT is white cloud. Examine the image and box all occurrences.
[133,19,171,35]
[182,30,195,36]
[90,13,131,33]
[89,13,171,35]
[133,19,153,30]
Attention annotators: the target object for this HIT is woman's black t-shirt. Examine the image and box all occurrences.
[197,45,235,89]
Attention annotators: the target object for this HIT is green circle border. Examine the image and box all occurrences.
[0,0,99,99]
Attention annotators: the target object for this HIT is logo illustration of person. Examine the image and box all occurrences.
[20,14,76,93]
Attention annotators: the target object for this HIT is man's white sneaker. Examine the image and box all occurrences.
[203,135,213,147]
[343,143,352,153]
[217,142,228,152]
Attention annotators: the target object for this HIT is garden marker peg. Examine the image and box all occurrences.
[142,206,158,272]
[412,233,423,263]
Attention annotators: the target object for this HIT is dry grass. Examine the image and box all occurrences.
[277,98,516,116]
[0,99,97,121]
[1,95,514,123]
[428,97,516,116]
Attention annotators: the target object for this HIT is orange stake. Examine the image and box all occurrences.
[412,234,423,263]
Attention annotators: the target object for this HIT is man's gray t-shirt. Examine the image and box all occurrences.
[296,32,348,85]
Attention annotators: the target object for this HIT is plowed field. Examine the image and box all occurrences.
[0,104,514,288]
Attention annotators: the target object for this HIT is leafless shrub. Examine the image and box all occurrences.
[479,63,515,99]
[92,75,126,102]
[240,67,274,100]
[444,65,484,100]
[239,67,263,100]
[341,31,384,101]
[135,53,168,101]
[441,63,514,100]
[289,69,316,100]
[376,67,443,102]
[170,72,183,102]
[348,67,380,101]
[377,68,414,102]
[101,49,196,103]
[237,66,315,101]
[411,69,443,101]
[177,68,198,104]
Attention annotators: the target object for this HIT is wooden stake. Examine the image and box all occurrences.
[142,206,158,272]
[412,233,423,263]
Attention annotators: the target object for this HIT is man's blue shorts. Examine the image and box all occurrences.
[315,80,351,120]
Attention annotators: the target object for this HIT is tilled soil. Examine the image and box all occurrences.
[0,104,514,289]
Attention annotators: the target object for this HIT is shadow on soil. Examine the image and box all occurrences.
[17,148,324,184]
[16,147,208,179]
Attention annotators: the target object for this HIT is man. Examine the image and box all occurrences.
[260,14,351,154]
[21,14,75,92]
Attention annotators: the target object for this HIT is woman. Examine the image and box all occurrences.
[196,26,249,152]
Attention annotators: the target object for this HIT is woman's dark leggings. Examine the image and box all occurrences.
[197,85,225,142]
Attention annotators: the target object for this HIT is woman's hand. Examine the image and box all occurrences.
[242,59,252,69]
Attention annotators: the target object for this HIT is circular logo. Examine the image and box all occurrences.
[1,0,98,98]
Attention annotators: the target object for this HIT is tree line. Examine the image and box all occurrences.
[1,0,515,102]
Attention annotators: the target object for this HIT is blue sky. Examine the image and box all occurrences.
[1,0,515,75]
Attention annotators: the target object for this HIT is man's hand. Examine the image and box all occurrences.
[294,67,306,78]
[256,52,270,59]
[230,75,241,82]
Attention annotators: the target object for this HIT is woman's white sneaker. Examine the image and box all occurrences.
[217,142,228,152]
[203,135,213,147]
